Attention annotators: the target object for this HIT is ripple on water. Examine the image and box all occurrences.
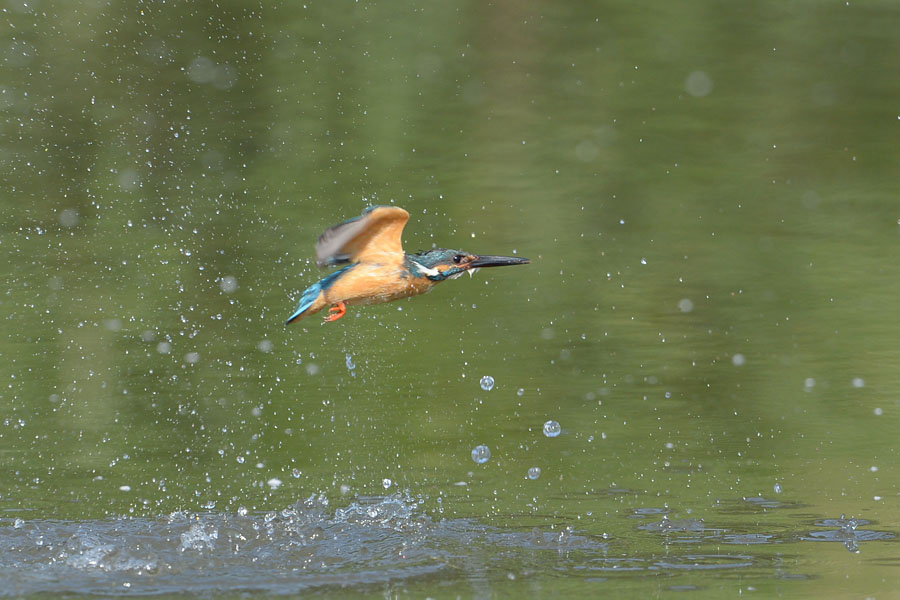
[653,554,755,571]
[799,516,896,554]
[638,517,708,534]
[584,553,767,574]
[628,507,670,518]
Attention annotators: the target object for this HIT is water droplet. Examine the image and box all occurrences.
[479,375,495,391]
[291,468,302,479]
[685,70,713,97]
[382,478,392,489]
[471,444,491,464]
[219,275,238,293]
[852,377,865,388]
[543,420,561,438]
[678,298,694,313]
[575,140,599,162]
[267,478,282,490]
[773,483,782,494]
[517,388,525,396]
[732,353,745,366]
[58,208,80,228]
[528,467,542,480]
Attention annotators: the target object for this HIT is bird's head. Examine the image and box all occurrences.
[407,249,529,281]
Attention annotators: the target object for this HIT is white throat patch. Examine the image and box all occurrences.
[410,260,440,278]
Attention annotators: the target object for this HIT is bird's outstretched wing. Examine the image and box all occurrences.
[316,206,410,267]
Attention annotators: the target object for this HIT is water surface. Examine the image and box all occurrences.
[2,0,899,597]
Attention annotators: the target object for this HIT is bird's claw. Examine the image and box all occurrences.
[323,302,347,322]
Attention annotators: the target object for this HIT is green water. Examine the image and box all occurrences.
[2,1,899,597]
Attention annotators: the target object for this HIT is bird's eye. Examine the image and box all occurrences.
[452,254,463,264]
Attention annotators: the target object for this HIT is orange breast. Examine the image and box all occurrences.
[323,263,436,306]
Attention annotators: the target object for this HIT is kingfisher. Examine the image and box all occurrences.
[286,205,529,324]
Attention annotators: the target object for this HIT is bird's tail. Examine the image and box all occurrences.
[286,284,324,324]
[286,264,355,325]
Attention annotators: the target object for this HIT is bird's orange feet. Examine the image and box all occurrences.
[323,301,347,322]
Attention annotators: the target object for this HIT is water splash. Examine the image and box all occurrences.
[0,494,607,596]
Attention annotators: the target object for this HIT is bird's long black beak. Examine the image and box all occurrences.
[469,255,530,268]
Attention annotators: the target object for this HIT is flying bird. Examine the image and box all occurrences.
[286,206,529,324]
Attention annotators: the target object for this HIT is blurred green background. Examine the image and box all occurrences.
[2,0,899,595]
